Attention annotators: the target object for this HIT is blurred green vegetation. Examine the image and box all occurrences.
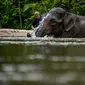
[0,0,85,29]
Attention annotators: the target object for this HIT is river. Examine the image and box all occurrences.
[0,37,85,85]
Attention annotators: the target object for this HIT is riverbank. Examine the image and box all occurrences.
[0,28,33,37]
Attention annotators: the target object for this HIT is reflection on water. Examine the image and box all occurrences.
[0,37,85,85]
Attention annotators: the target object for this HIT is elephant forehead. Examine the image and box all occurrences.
[43,13,59,22]
[45,13,56,18]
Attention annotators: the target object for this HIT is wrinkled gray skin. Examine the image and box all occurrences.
[35,7,85,38]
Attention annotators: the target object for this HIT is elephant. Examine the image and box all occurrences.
[35,7,85,38]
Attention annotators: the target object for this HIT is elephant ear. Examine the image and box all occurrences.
[64,13,76,31]
[60,12,80,38]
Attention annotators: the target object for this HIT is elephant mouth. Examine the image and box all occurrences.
[47,24,63,37]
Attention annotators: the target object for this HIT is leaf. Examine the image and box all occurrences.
[23,3,37,12]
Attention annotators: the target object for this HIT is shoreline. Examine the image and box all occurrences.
[0,29,33,37]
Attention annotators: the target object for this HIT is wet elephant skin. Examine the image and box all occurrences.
[35,7,85,38]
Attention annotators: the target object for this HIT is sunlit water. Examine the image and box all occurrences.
[0,37,85,85]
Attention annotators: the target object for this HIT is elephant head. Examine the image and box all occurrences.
[35,7,80,37]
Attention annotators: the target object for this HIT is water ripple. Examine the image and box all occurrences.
[1,41,85,46]
[1,37,85,46]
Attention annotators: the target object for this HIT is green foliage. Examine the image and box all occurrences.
[0,0,85,29]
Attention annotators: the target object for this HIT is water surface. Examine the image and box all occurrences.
[0,37,85,85]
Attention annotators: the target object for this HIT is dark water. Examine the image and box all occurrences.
[0,37,85,85]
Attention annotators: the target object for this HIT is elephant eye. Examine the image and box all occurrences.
[49,19,56,26]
